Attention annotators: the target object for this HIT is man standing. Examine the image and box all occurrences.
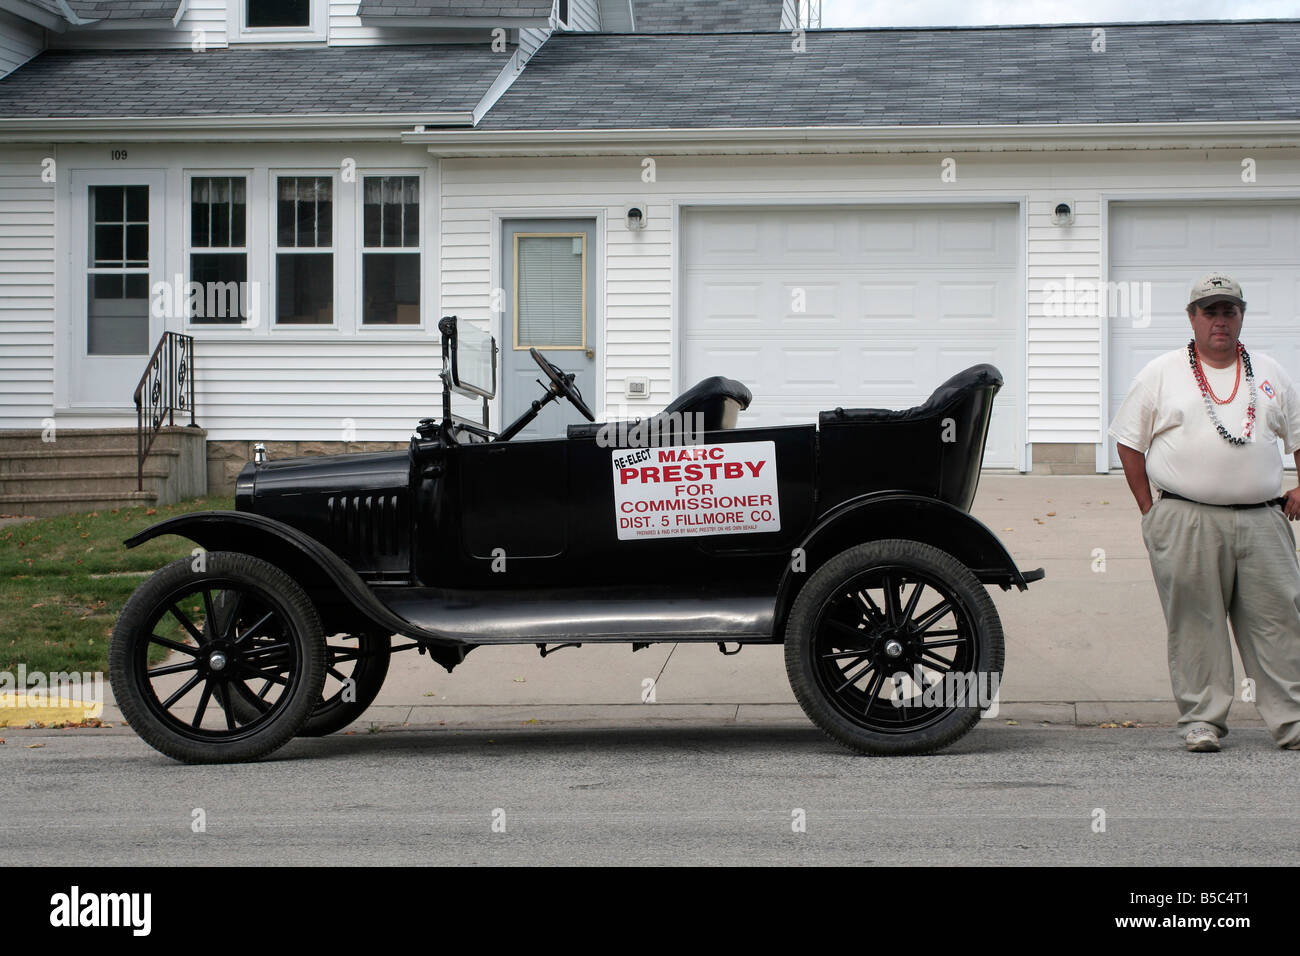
[1110,273,1300,752]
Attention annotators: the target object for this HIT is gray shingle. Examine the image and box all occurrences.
[0,43,514,118]
[476,21,1300,129]
[66,0,182,20]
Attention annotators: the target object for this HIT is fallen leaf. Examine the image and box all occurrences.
[145,508,157,516]
[423,691,436,697]
[1100,500,1110,505]
[523,719,539,725]
[1046,511,1057,517]
[1005,719,1019,725]
[1120,720,1138,728]
[1001,527,1013,532]
[1099,721,1119,728]
[512,677,526,683]
[25,743,45,749]
[0,738,6,745]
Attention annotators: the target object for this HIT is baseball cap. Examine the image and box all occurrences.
[1188,273,1246,309]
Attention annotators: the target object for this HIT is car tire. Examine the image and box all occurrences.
[784,539,1004,756]
[298,632,391,737]
[109,552,326,764]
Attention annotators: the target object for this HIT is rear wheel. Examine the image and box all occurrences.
[109,552,325,763]
[784,540,1003,756]
[229,630,391,736]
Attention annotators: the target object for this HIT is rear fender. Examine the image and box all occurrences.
[124,511,446,648]
[773,492,1038,638]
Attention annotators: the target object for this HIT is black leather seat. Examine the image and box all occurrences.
[568,376,752,440]
[819,365,1003,425]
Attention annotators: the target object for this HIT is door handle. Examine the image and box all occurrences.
[585,348,594,359]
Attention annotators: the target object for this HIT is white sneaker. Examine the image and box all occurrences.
[1185,727,1221,752]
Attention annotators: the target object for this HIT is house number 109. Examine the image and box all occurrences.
[111,150,128,160]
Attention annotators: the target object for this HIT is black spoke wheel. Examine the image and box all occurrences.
[109,552,325,763]
[784,540,1004,756]
[226,631,390,736]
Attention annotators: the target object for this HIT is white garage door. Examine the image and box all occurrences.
[682,205,1022,468]
[1108,201,1300,468]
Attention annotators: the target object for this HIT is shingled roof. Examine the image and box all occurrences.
[475,20,1300,130]
[0,43,513,118]
[64,0,182,19]
[356,0,553,17]
[630,0,784,32]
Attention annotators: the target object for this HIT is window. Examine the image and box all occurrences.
[247,0,309,28]
[87,185,150,355]
[514,233,586,349]
[275,175,333,325]
[361,176,420,325]
[189,177,248,324]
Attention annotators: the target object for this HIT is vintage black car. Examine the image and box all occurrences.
[109,317,1043,763]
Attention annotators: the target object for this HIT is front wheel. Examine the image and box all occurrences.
[784,540,1004,756]
[109,552,326,763]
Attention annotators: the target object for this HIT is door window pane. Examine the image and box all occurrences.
[88,274,149,355]
[516,234,584,347]
[88,185,149,355]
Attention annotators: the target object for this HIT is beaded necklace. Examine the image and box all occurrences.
[1187,339,1255,445]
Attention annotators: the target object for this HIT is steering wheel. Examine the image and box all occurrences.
[530,347,595,422]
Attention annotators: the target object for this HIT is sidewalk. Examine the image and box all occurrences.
[87,474,1272,729]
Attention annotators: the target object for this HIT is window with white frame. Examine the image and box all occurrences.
[275,175,333,325]
[361,175,420,326]
[232,0,325,42]
[189,176,248,324]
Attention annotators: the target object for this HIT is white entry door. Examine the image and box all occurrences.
[682,204,1021,467]
[67,169,167,409]
[1108,201,1300,468]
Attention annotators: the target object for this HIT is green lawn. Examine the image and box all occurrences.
[0,497,235,673]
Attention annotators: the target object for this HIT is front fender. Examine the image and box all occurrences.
[772,492,1043,637]
[124,511,458,647]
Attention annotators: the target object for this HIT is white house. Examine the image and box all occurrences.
[1,1,1298,512]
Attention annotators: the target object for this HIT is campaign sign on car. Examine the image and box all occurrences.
[611,440,779,540]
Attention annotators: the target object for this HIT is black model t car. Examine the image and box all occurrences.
[109,317,1043,763]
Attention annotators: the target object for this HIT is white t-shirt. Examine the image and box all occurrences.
[1108,346,1300,505]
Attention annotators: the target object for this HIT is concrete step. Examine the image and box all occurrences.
[0,468,171,496]
[0,426,201,455]
[0,490,158,518]
[0,447,179,475]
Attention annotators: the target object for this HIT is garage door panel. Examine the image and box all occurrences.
[685,205,1021,468]
[1109,200,1300,467]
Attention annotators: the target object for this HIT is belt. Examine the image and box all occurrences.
[1159,490,1285,510]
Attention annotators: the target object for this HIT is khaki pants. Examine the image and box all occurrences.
[1142,496,1300,748]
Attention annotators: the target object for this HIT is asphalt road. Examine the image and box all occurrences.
[2,722,1296,866]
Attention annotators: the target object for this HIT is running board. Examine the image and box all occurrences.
[372,586,776,645]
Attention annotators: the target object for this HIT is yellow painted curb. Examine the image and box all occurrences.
[0,693,103,726]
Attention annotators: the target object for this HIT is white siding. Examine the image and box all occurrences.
[0,148,56,429]
[780,0,798,29]
[564,0,600,31]
[440,149,1300,462]
[0,11,43,77]
[519,25,550,57]
[49,0,229,49]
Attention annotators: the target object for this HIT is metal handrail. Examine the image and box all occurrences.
[133,332,196,491]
